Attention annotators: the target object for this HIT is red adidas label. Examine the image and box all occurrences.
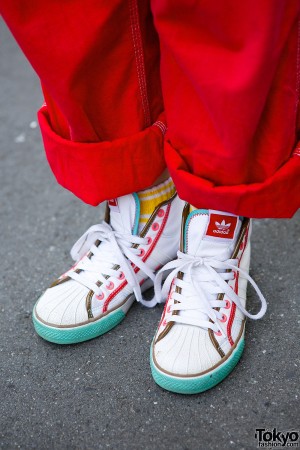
[108,198,120,212]
[205,214,238,240]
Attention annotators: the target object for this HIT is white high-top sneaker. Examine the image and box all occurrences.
[33,193,184,344]
[151,204,267,394]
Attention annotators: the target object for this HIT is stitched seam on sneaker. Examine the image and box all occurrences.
[184,211,208,253]
[227,225,249,345]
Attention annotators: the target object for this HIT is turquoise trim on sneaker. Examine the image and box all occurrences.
[183,209,208,252]
[32,307,126,345]
[132,193,141,236]
[150,337,245,394]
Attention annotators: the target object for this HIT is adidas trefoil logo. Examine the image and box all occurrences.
[214,220,231,235]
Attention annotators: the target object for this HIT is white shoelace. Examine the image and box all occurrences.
[68,222,156,305]
[154,250,267,334]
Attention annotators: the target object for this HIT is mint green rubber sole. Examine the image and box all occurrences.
[150,337,245,394]
[32,308,126,345]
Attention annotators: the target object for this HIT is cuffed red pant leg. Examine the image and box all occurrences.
[3,1,300,217]
[1,0,166,205]
[152,0,300,218]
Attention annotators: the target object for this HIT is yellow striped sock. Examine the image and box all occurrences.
[138,178,176,231]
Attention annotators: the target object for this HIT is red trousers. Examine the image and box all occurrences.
[2,1,300,217]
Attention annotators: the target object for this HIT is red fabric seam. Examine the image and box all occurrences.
[129,0,151,128]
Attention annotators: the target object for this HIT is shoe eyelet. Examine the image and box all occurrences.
[215,330,222,337]
[167,305,172,313]
[225,300,231,309]
[157,209,165,218]
[107,281,114,290]
[162,319,167,327]
[139,249,145,257]
[118,272,125,280]
[147,237,152,245]
[96,292,104,301]
[152,222,160,232]
[220,314,227,323]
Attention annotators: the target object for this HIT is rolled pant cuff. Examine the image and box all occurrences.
[166,141,300,219]
[38,105,166,206]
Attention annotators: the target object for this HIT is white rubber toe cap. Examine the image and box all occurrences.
[153,324,222,376]
[35,280,90,327]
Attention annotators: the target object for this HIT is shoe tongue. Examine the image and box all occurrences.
[183,209,241,258]
[108,194,140,235]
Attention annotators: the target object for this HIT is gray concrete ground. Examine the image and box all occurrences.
[0,20,299,450]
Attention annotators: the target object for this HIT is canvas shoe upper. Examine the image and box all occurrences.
[151,204,267,394]
[33,192,184,344]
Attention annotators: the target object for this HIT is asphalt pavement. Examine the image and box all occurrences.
[0,20,299,450]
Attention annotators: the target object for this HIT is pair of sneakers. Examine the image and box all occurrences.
[32,191,267,394]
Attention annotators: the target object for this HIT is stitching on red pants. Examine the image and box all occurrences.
[129,0,151,128]
[153,121,167,135]
[295,19,300,118]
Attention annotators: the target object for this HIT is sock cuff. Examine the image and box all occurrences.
[138,177,175,199]
[137,177,176,228]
